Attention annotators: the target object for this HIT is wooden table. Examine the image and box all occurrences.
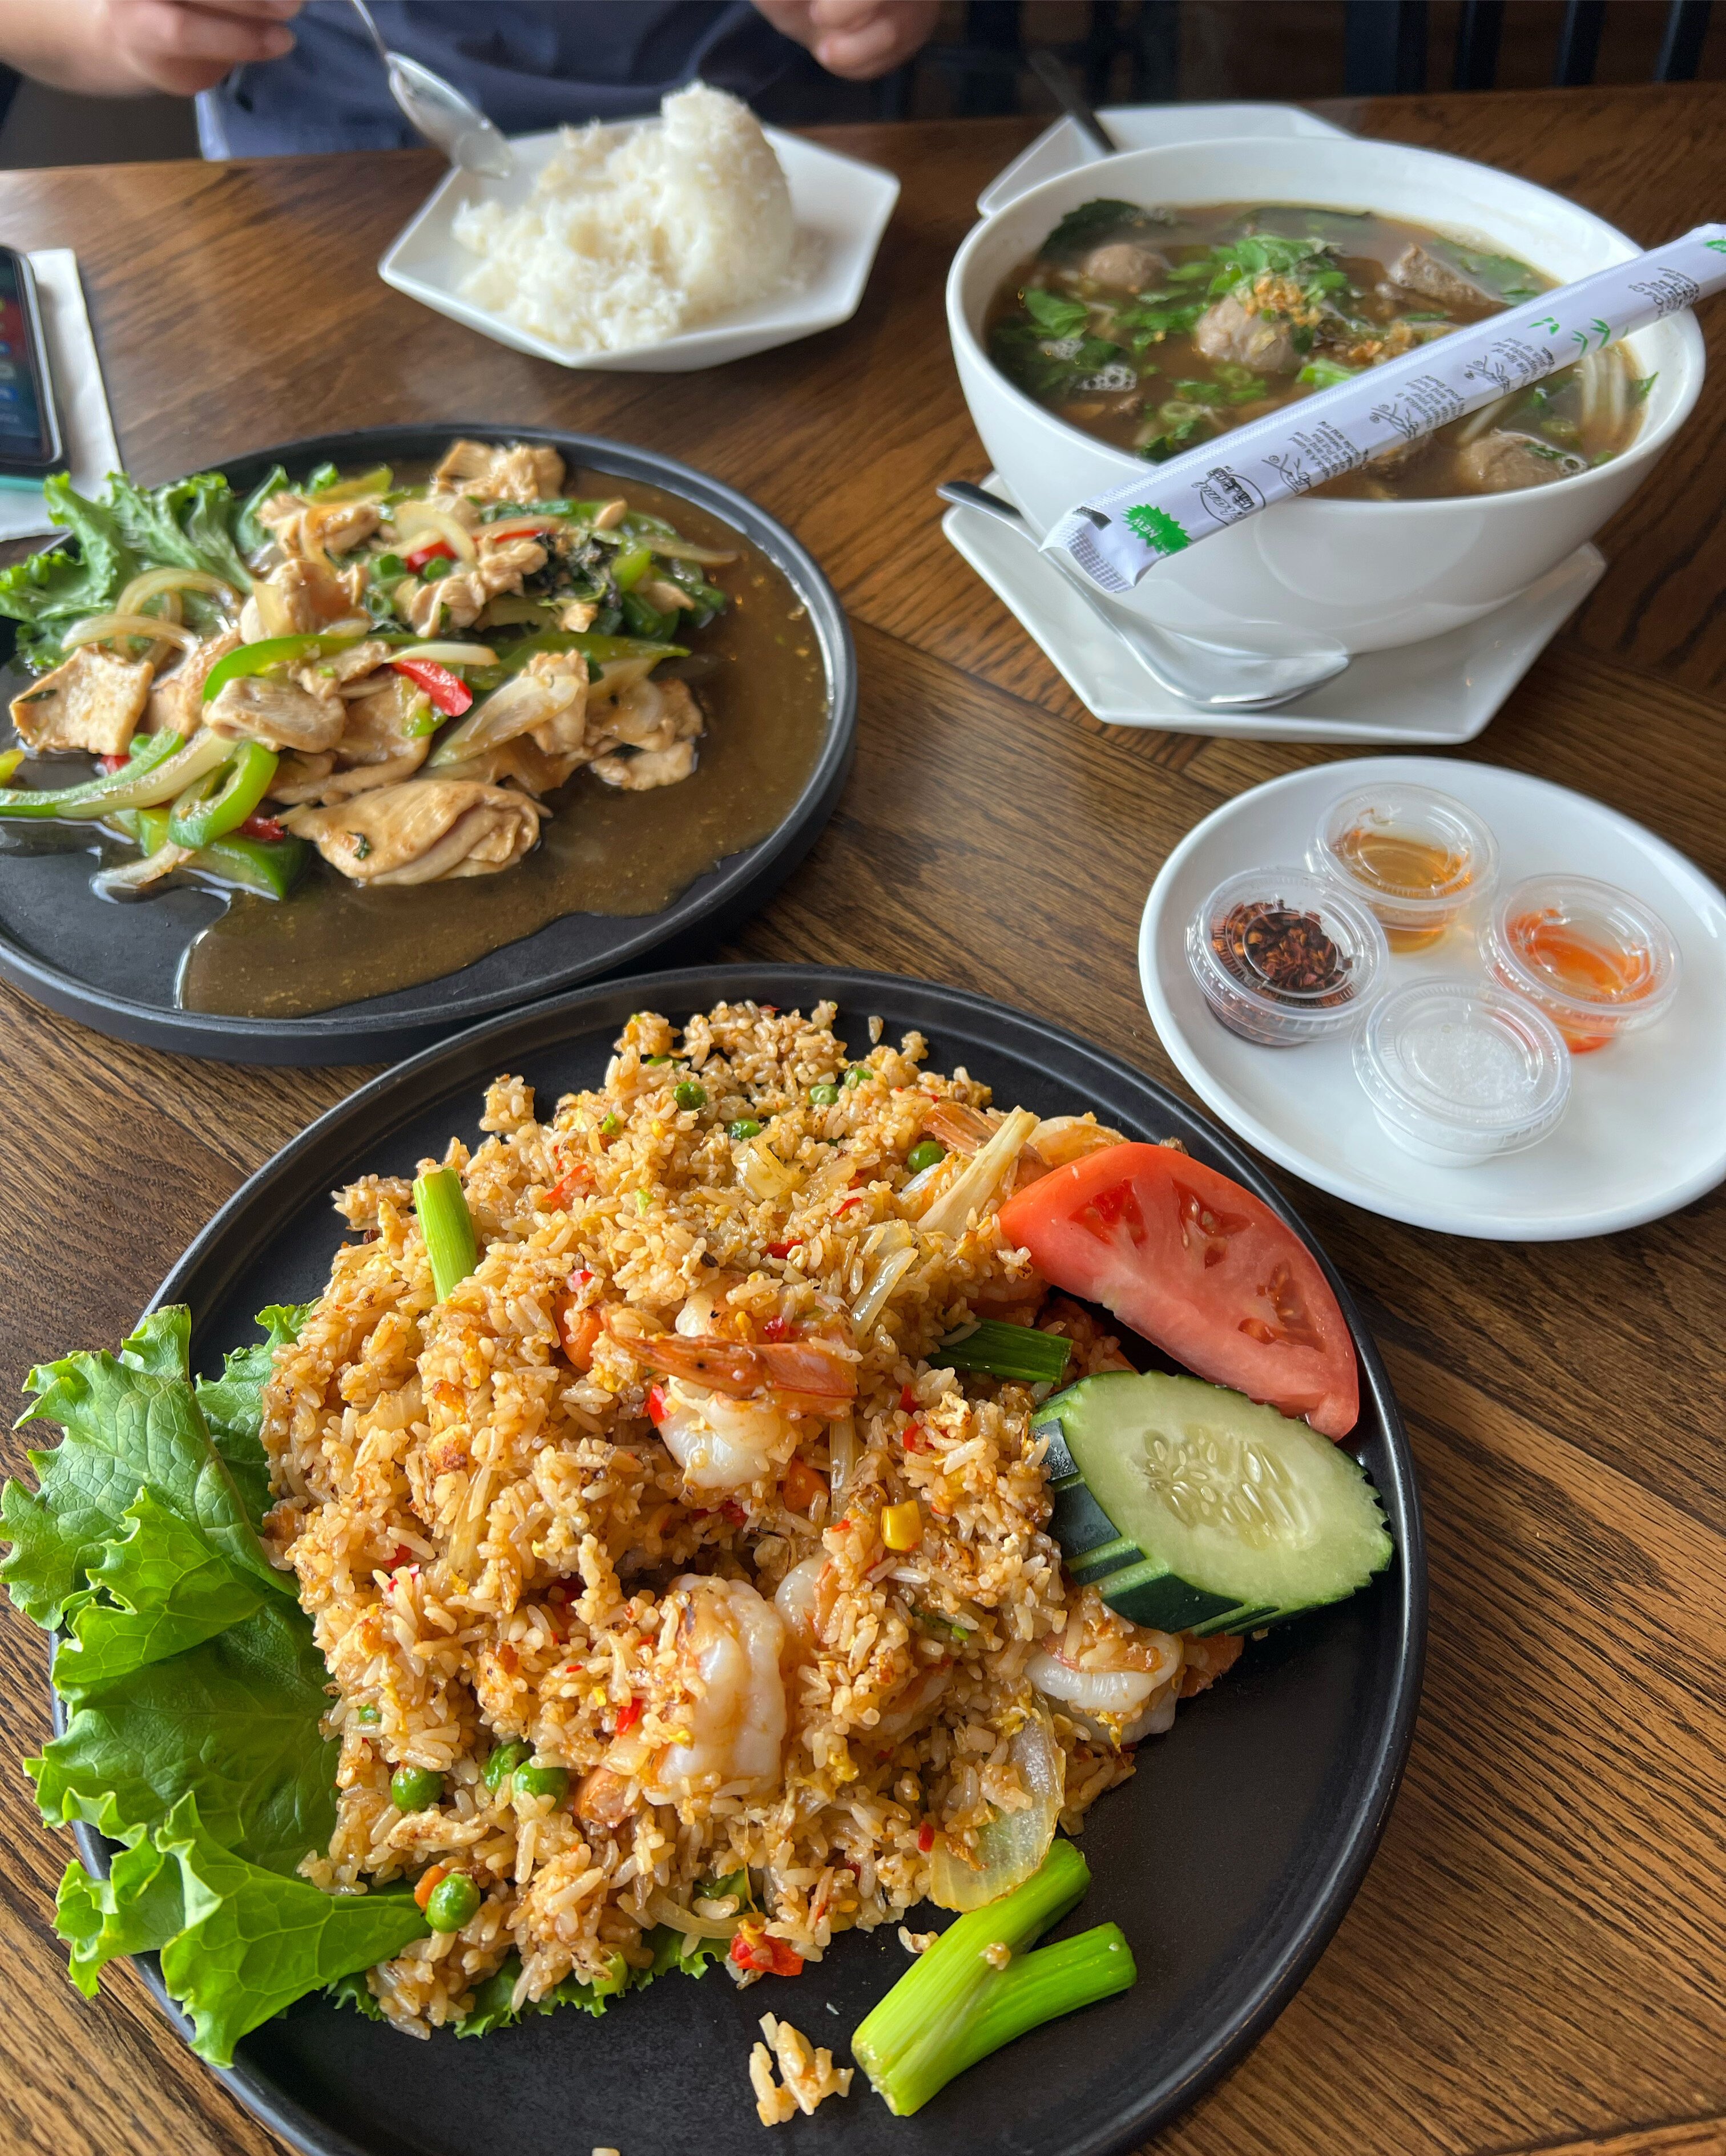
[0,83,1722,2156]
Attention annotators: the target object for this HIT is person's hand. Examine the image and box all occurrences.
[94,0,302,96]
[753,0,940,82]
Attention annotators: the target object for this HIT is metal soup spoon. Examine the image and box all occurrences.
[1026,50,1119,159]
[938,481,1351,712]
[347,0,515,178]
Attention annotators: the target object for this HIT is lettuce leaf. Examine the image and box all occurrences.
[193,1302,312,1529]
[236,465,289,558]
[105,471,254,599]
[59,1795,428,2065]
[157,1796,428,2067]
[33,1595,338,1870]
[50,1484,276,1704]
[57,1830,189,1997]
[0,473,136,639]
[1,1307,287,1629]
[451,1921,727,2038]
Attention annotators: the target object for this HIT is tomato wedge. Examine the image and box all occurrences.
[997,1142,1358,1439]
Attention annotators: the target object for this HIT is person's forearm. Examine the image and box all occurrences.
[0,0,155,95]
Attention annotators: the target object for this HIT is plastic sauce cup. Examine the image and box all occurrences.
[1353,978,1571,1166]
[1187,867,1387,1047]
[1310,784,1498,952]
[1478,874,1680,1052]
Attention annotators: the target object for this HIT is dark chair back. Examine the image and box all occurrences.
[889,0,1715,114]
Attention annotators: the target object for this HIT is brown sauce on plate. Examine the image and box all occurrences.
[171,473,827,1019]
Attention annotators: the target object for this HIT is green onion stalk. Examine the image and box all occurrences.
[414,1167,479,1303]
[939,1320,1072,1387]
[851,1841,1135,2117]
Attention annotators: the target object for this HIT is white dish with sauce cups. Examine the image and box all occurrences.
[1138,755,1726,1240]
[946,137,1705,659]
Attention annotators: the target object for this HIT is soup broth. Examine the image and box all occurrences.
[986,200,1647,499]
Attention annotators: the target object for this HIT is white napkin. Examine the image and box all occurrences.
[0,250,120,539]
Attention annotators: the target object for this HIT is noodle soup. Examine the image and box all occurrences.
[986,201,1648,500]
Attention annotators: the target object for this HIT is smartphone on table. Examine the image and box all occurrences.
[0,249,63,478]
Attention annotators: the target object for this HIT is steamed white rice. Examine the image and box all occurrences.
[454,84,801,353]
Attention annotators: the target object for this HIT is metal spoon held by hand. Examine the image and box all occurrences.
[1026,50,1119,158]
[347,0,515,177]
[938,482,1350,711]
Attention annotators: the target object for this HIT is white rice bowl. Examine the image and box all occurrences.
[454,84,802,354]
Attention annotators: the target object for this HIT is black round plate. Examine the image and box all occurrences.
[80,964,1425,2156]
[0,429,856,1065]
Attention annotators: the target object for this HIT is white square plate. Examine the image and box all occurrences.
[977,102,1350,216]
[942,475,1606,744]
[1138,757,1726,1238]
[379,126,900,372]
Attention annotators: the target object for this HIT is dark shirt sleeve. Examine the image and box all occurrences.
[200,0,865,158]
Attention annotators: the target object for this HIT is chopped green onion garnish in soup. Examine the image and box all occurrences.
[986,201,1644,498]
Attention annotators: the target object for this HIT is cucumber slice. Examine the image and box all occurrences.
[1035,1371,1392,1634]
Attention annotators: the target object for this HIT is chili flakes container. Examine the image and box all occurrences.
[1186,867,1388,1047]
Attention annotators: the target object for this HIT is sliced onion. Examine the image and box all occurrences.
[646,1892,743,1941]
[920,1107,1038,1240]
[481,516,564,542]
[739,1139,801,1203]
[392,641,497,666]
[63,612,199,655]
[392,500,478,563]
[648,535,737,566]
[117,567,237,616]
[95,841,196,895]
[828,1415,857,1499]
[586,653,666,705]
[852,1221,916,1342]
[250,581,295,639]
[928,1706,1064,1913]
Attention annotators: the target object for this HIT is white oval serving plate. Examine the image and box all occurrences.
[380,124,899,372]
[1139,757,1726,1240]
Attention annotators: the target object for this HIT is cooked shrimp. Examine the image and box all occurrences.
[774,1553,837,1661]
[675,1274,747,1338]
[604,1310,858,1403]
[872,1660,953,1743]
[655,1379,792,1491]
[647,1576,787,1801]
[922,1099,1052,1192]
[1029,1585,1184,1745]
[1030,1115,1127,1167]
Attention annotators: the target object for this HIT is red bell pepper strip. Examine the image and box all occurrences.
[390,656,472,715]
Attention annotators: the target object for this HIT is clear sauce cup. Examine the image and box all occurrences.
[1187,867,1388,1047]
[1353,978,1572,1166]
[1310,784,1498,952]
[1479,874,1680,1052]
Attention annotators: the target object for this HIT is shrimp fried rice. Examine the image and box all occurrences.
[261,1001,1241,2034]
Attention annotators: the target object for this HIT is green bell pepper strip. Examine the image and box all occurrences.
[610,542,655,592]
[167,738,278,849]
[462,630,684,693]
[0,728,228,821]
[201,632,365,704]
[119,804,309,899]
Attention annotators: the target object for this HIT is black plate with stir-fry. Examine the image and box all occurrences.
[0,427,854,1063]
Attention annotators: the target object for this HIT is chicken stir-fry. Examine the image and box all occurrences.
[1,439,735,899]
